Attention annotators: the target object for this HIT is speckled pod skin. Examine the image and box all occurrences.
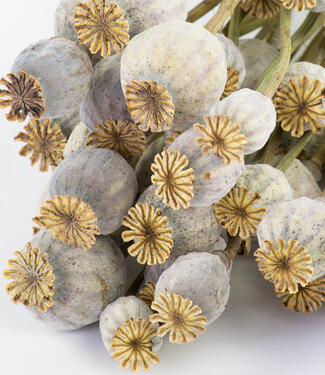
[302,160,322,182]
[138,184,222,251]
[28,230,127,330]
[12,38,93,118]
[80,55,131,131]
[54,0,80,41]
[145,237,226,284]
[49,148,138,234]
[54,105,81,138]
[257,197,325,280]
[100,296,162,354]
[212,89,277,155]
[155,252,230,325]
[64,122,90,157]
[282,62,325,87]
[168,128,244,207]
[284,159,321,199]
[235,164,293,212]
[239,39,278,89]
[215,34,246,85]
[121,21,227,132]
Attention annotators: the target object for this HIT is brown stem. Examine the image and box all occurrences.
[215,235,242,270]
[186,0,221,23]
[205,0,242,35]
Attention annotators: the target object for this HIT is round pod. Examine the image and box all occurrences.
[12,38,93,118]
[282,61,325,87]
[235,164,293,212]
[212,88,276,155]
[121,21,227,131]
[168,128,244,207]
[239,39,278,89]
[80,55,131,131]
[28,230,127,330]
[312,1,325,12]
[155,252,230,325]
[64,122,90,157]
[49,148,138,234]
[257,197,325,280]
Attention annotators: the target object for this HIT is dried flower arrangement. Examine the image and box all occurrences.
[3,0,325,372]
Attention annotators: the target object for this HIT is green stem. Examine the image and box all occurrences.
[131,132,164,170]
[299,27,325,64]
[228,4,242,46]
[276,132,314,172]
[256,14,280,41]
[310,139,325,169]
[126,267,145,296]
[239,18,265,36]
[255,8,291,98]
[186,0,221,23]
[205,0,242,34]
[259,123,283,165]
[216,235,242,270]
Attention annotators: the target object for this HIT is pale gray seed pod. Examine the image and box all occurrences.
[212,88,277,155]
[302,160,322,182]
[12,38,93,118]
[28,230,127,330]
[100,296,162,355]
[54,0,79,41]
[284,159,321,199]
[155,252,230,325]
[312,1,325,12]
[121,21,227,132]
[239,39,278,89]
[64,122,90,157]
[282,61,325,87]
[168,128,244,207]
[49,148,138,234]
[54,105,81,138]
[80,55,131,131]
[235,164,293,212]
[257,197,325,280]
[214,34,246,85]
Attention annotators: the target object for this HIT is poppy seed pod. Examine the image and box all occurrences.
[80,55,131,131]
[282,62,325,87]
[168,128,244,207]
[49,148,138,234]
[54,105,81,138]
[311,1,325,12]
[212,89,277,155]
[63,122,90,158]
[27,230,127,330]
[235,164,293,212]
[12,38,93,118]
[257,197,325,280]
[120,21,227,132]
[155,252,230,325]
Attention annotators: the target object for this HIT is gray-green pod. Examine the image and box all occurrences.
[12,38,93,118]
[121,21,227,132]
[80,55,131,131]
[257,197,325,280]
[28,230,127,330]
[155,252,230,325]
[168,128,244,207]
[49,148,138,234]
[64,121,90,158]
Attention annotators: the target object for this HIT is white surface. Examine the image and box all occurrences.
[0,1,325,375]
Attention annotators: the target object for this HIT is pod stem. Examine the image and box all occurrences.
[276,131,314,172]
[187,0,221,23]
[256,14,280,42]
[259,122,283,165]
[255,7,291,98]
[126,267,145,296]
[299,26,325,64]
[227,3,242,46]
[216,235,242,270]
[205,0,242,35]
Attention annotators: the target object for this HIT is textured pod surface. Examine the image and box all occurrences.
[100,296,162,354]
[28,230,127,330]
[235,164,293,212]
[121,21,227,132]
[282,62,325,87]
[169,128,244,207]
[155,252,230,325]
[64,121,90,157]
[257,197,325,280]
[239,38,278,89]
[12,38,93,118]
[215,34,246,85]
[312,0,325,11]
[213,89,276,155]
[54,0,80,41]
[284,159,321,199]
[80,55,131,131]
[49,148,138,234]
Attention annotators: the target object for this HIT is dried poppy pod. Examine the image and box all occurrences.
[212,88,277,155]
[235,164,293,212]
[121,21,227,132]
[241,0,281,19]
[168,127,244,207]
[64,122,90,157]
[239,39,278,90]
[257,197,325,281]
[284,159,321,199]
[26,230,127,330]
[100,296,162,371]
[12,38,93,118]
[154,252,230,326]
[279,0,317,11]
[80,55,131,131]
[54,104,81,138]
[311,0,325,11]
[48,148,138,235]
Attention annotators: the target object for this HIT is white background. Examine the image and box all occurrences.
[0,1,324,375]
